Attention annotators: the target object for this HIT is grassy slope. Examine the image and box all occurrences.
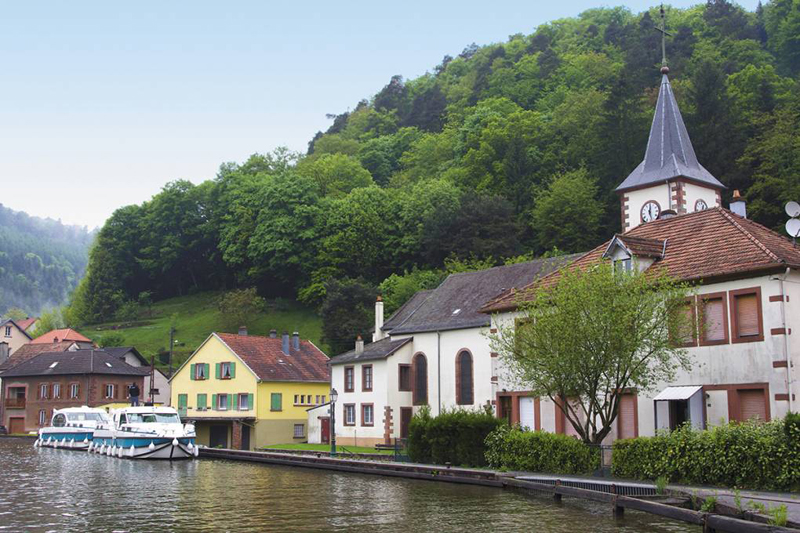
[78,292,325,371]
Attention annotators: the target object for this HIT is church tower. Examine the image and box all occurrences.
[617,8,725,232]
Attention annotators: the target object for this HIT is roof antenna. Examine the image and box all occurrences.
[655,4,673,74]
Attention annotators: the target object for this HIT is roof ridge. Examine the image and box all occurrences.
[718,209,783,263]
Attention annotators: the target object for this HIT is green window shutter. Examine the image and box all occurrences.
[248,393,254,411]
[215,363,221,379]
[205,363,210,378]
[190,364,196,380]
[211,394,218,410]
[271,393,281,411]
[178,394,187,408]
[230,362,236,379]
[228,393,235,410]
[197,394,206,409]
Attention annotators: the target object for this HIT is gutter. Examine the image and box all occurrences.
[778,267,794,413]
[437,331,441,415]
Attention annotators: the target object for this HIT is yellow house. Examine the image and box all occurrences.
[170,329,330,450]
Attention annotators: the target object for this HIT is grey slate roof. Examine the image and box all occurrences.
[103,346,149,366]
[616,74,725,193]
[0,350,150,378]
[388,256,577,335]
[383,290,434,332]
[328,337,413,365]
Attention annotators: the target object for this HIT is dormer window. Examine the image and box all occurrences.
[615,258,633,274]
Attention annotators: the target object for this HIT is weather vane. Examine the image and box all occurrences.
[655,4,673,74]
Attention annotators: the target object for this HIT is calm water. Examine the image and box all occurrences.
[0,438,698,532]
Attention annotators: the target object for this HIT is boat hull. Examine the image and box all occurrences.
[37,428,94,450]
[89,434,197,459]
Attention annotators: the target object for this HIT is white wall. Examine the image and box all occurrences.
[623,184,671,231]
[307,404,330,444]
[683,182,720,213]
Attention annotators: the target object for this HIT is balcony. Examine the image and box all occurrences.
[4,397,26,409]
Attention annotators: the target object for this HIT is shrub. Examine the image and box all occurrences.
[612,416,800,491]
[484,424,600,474]
[407,406,503,467]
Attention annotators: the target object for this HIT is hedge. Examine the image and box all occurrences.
[612,414,800,491]
[407,406,503,467]
[484,424,600,474]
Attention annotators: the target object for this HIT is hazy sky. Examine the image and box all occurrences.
[0,1,758,229]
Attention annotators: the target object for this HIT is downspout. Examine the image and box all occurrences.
[437,331,442,415]
[779,267,794,413]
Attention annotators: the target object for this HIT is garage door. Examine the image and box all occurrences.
[519,397,535,431]
[739,389,767,422]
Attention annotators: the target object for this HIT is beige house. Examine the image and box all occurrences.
[0,319,32,360]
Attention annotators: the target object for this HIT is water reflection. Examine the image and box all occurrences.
[0,439,697,532]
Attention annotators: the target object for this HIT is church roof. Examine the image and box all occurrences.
[616,74,725,193]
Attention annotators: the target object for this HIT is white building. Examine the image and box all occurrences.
[481,67,800,441]
[327,257,572,447]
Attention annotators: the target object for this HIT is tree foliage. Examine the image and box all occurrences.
[493,261,693,444]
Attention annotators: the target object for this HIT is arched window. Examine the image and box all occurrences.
[456,350,474,405]
[412,353,428,406]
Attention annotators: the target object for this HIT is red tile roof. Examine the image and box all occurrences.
[16,318,37,331]
[215,333,330,383]
[31,328,93,345]
[482,208,800,313]
[0,341,77,372]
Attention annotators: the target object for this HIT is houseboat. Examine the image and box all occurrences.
[90,406,197,459]
[36,407,111,450]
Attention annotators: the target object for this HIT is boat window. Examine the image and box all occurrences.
[155,413,179,423]
[53,414,66,427]
[68,412,109,422]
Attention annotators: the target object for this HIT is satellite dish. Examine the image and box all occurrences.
[786,201,800,218]
[786,218,800,238]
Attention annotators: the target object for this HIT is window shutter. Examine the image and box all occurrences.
[212,394,218,410]
[204,363,210,378]
[247,393,254,411]
[197,394,205,409]
[736,294,760,337]
[228,394,235,411]
[215,363,221,379]
[230,362,236,379]
[618,394,637,439]
[190,364,196,380]
[739,389,767,421]
[703,299,725,341]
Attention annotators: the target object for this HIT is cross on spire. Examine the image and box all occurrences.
[655,4,673,74]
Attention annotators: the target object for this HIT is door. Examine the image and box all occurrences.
[499,396,512,423]
[210,425,228,448]
[320,417,330,444]
[241,425,251,450]
[519,397,536,431]
[9,417,25,434]
[617,394,637,439]
[400,407,413,439]
[739,389,767,422]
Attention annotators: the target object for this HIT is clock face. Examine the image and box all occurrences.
[695,199,708,212]
[641,201,661,223]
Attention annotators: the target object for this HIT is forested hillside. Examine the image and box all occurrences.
[0,204,93,316]
[70,1,800,349]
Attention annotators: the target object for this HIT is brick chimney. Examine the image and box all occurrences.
[0,342,8,366]
[282,332,290,354]
[355,335,364,355]
[238,326,248,336]
[373,296,385,342]
[292,331,300,351]
[730,190,747,218]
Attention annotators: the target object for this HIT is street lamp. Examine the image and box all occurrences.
[330,387,338,457]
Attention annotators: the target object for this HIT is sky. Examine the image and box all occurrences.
[0,1,759,229]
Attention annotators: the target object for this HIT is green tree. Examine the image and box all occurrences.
[296,153,374,197]
[492,260,693,444]
[97,332,127,348]
[31,307,67,338]
[217,288,266,332]
[531,169,603,253]
[3,307,28,322]
[320,278,377,355]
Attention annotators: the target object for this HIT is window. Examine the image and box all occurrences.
[39,384,48,399]
[301,395,306,404]
[456,350,474,405]
[219,362,235,379]
[730,288,763,343]
[315,395,321,404]
[321,395,326,404]
[617,393,638,439]
[293,424,305,438]
[270,393,282,412]
[362,365,373,392]
[343,404,356,426]
[217,394,228,411]
[699,292,728,346]
[197,393,207,410]
[69,383,79,399]
[614,258,632,275]
[238,393,250,411]
[412,353,428,406]
[398,364,411,392]
[104,384,115,399]
[4,325,11,337]
[193,363,208,380]
[52,383,61,399]
[672,298,697,347]
[294,394,299,405]
[53,414,66,427]
[39,409,47,426]
[361,404,374,426]
[344,366,355,392]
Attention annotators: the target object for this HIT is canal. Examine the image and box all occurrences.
[0,439,698,532]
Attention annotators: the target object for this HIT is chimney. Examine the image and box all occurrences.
[269,329,277,338]
[0,342,8,366]
[355,335,364,355]
[282,332,290,354]
[730,190,747,218]
[54,337,59,344]
[292,331,300,351]
[238,326,248,336]
[373,296,385,342]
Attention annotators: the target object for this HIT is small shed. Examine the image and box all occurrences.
[306,403,330,444]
